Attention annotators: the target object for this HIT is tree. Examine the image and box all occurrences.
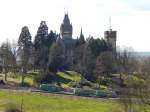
[140,57,150,76]
[93,51,118,88]
[100,51,117,76]
[33,21,48,71]
[73,43,95,81]
[116,48,139,86]
[11,40,18,73]
[117,50,150,112]
[88,38,111,57]
[94,55,106,87]
[46,30,56,48]
[17,26,32,86]
[119,73,150,112]
[137,57,150,106]
[48,43,64,73]
[0,41,15,81]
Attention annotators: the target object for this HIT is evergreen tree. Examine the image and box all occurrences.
[88,38,110,57]
[46,30,57,48]
[73,43,95,80]
[99,51,117,76]
[17,26,32,85]
[48,43,64,73]
[94,55,106,87]
[34,21,48,71]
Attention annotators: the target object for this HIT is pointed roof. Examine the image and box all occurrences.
[56,35,62,43]
[80,28,83,36]
[79,28,85,44]
[63,13,71,25]
[80,28,84,39]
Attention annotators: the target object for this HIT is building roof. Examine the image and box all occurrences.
[60,13,73,38]
[63,14,71,25]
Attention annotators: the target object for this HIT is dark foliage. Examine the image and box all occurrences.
[88,38,111,57]
[33,21,49,70]
[34,71,55,84]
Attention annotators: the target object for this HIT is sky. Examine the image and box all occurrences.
[0,0,150,51]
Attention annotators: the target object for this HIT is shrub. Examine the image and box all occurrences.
[19,82,30,87]
[69,79,94,88]
[34,71,56,84]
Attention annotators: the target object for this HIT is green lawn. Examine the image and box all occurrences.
[57,71,81,81]
[0,90,121,112]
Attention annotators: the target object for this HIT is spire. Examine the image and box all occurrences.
[60,13,73,39]
[64,7,68,15]
[80,28,83,36]
[109,16,112,31]
[63,13,70,25]
[79,28,85,44]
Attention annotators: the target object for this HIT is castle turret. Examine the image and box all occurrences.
[60,14,73,39]
[104,29,117,51]
[104,18,117,51]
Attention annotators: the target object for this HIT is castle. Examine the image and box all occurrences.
[56,14,76,65]
[58,13,117,52]
[55,13,117,67]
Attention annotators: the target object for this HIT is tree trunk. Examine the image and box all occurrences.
[98,77,101,89]
[98,82,101,89]
[21,73,25,86]
[4,72,7,81]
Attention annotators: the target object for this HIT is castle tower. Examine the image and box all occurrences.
[60,13,73,39]
[104,18,117,51]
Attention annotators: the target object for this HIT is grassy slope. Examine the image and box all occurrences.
[0,71,81,87]
[57,71,81,87]
[0,90,121,112]
[57,71,81,81]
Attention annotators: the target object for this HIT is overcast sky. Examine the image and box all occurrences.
[0,0,150,51]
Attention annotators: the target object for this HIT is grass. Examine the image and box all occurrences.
[57,71,81,81]
[0,90,121,112]
[56,71,81,88]
[8,73,34,86]
[0,71,109,90]
[0,71,80,87]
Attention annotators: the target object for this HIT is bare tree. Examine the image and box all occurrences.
[0,40,15,81]
[118,52,150,112]
[94,55,106,88]
[116,47,139,86]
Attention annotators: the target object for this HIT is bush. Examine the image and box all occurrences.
[69,79,94,88]
[19,82,30,87]
[5,103,22,112]
[0,80,5,85]
[34,71,56,84]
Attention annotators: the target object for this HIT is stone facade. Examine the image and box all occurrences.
[59,14,117,62]
[104,29,117,51]
[58,14,76,66]
[60,14,73,39]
